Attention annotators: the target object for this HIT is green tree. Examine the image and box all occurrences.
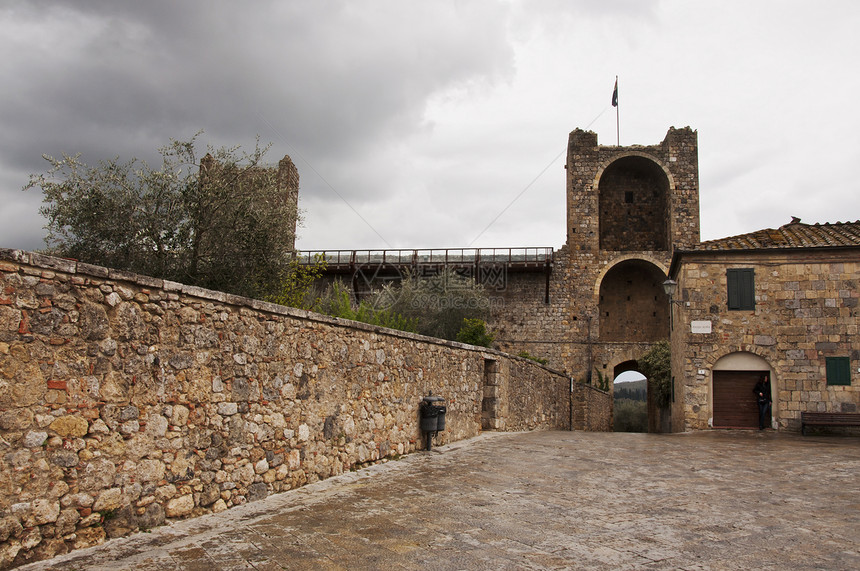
[267,255,328,310]
[456,318,494,348]
[24,133,300,300]
[313,281,419,334]
[310,269,493,341]
[614,399,648,432]
[380,268,492,341]
[639,340,672,408]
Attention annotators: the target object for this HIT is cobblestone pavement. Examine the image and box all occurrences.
[19,430,860,570]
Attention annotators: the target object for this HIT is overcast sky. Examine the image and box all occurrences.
[2,1,858,254]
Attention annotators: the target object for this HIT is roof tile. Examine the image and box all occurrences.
[697,219,860,251]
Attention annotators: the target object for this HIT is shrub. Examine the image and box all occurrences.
[382,268,491,341]
[455,318,494,347]
[614,399,648,432]
[313,281,418,334]
[639,340,671,408]
[517,351,548,365]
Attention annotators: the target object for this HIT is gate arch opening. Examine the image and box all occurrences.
[712,352,775,429]
[598,259,669,342]
[598,155,670,251]
[613,364,647,432]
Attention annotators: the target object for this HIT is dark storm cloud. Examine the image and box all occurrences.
[4,0,512,157]
[0,0,516,249]
[3,1,859,253]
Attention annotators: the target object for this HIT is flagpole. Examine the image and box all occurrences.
[615,75,619,146]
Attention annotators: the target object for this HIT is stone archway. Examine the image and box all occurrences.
[712,352,775,429]
[598,259,670,342]
[597,155,671,252]
[612,362,648,433]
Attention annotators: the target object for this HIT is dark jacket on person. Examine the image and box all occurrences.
[753,379,772,404]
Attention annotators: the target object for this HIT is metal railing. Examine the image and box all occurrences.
[296,247,553,268]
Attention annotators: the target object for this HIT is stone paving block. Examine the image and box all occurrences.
[17,431,860,571]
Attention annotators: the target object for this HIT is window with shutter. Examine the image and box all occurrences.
[826,357,851,386]
[727,268,755,310]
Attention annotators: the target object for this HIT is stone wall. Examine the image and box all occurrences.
[0,249,577,568]
[301,129,699,430]
[670,249,860,432]
[571,382,612,432]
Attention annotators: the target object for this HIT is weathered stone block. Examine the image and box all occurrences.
[0,516,22,543]
[136,459,166,484]
[217,402,238,416]
[165,494,194,518]
[80,458,117,490]
[104,505,138,539]
[246,482,268,503]
[49,415,88,438]
[137,502,165,530]
[73,527,106,550]
[76,262,109,278]
[30,253,76,274]
[28,499,60,526]
[93,488,124,512]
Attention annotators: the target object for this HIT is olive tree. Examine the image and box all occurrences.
[24,133,300,299]
[376,267,492,341]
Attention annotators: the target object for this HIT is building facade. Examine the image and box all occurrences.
[667,219,860,431]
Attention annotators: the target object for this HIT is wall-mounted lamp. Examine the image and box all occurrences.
[662,278,683,304]
[662,278,682,331]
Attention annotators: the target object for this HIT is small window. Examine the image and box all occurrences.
[826,357,851,386]
[727,268,755,310]
[624,191,634,203]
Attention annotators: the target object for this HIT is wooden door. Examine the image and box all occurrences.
[713,370,764,428]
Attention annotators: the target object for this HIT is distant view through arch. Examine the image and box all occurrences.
[613,367,647,432]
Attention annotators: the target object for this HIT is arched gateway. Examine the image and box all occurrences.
[303,127,701,432]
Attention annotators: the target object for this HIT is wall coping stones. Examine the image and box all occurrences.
[0,246,607,567]
[0,248,577,378]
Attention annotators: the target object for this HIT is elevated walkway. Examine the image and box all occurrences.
[297,247,554,300]
[296,247,553,273]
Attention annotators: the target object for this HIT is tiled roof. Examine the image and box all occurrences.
[696,218,860,251]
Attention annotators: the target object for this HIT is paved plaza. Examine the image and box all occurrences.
[19,430,860,570]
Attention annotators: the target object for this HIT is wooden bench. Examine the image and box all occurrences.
[801,412,860,435]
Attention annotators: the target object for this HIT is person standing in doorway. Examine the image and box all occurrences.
[753,375,772,430]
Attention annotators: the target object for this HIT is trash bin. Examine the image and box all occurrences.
[420,402,441,432]
[420,393,446,451]
[435,405,447,431]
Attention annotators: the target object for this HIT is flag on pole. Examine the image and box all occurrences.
[612,76,619,146]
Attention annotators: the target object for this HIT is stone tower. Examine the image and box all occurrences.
[561,127,699,391]
[492,126,699,427]
[565,126,699,252]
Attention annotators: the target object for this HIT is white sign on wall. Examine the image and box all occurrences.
[690,320,712,334]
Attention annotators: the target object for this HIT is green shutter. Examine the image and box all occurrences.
[826,357,851,386]
[727,269,740,309]
[739,269,755,309]
[727,268,754,310]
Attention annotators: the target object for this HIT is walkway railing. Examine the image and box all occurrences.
[296,247,554,271]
